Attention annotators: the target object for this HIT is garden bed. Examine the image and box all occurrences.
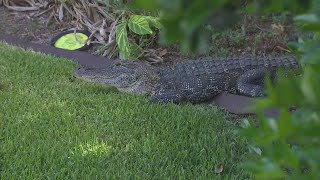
[0,5,298,64]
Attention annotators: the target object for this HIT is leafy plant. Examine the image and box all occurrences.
[98,0,163,60]
[116,14,161,60]
[240,1,320,179]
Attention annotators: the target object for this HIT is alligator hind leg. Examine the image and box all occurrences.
[236,68,275,97]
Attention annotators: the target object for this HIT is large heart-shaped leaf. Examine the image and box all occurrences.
[116,22,131,60]
[128,15,153,35]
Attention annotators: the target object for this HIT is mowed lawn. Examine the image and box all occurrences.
[0,42,249,179]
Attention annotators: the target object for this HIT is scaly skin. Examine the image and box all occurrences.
[74,56,299,103]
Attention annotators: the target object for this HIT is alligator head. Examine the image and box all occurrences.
[74,60,160,95]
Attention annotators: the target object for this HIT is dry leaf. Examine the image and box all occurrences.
[215,164,224,174]
[58,4,64,22]
[159,49,167,57]
[99,19,106,38]
[271,24,284,34]
[4,5,39,11]
[108,18,118,43]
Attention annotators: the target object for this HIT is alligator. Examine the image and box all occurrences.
[74,56,299,103]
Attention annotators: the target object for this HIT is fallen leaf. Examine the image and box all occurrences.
[99,20,106,38]
[271,24,284,34]
[215,164,224,174]
[58,4,64,22]
[249,145,262,155]
[159,49,167,57]
[240,118,251,128]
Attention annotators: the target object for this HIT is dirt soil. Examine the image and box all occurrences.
[0,7,60,44]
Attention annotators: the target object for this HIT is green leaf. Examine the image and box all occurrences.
[116,22,131,60]
[128,15,153,35]
[295,14,320,24]
[145,16,162,29]
[295,13,320,31]
[278,109,293,138]
[245,158,285,179]
[301,66,320,106]
[130,0,160,10]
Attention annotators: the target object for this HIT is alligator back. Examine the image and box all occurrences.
[152,56,299,103]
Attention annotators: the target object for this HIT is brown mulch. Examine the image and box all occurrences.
[0,6,72,44]
[0,6,299,63]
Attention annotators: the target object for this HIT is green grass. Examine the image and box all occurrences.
[0,42,249,179]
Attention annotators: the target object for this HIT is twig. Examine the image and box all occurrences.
[276,46,291,53]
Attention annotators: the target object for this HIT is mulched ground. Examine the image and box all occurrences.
[0,7,62,44]
[0,6,298,63]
